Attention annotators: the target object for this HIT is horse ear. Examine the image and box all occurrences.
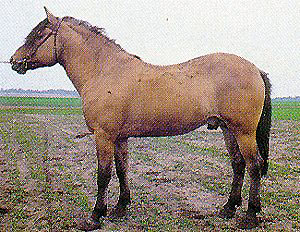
[44,7,58,25]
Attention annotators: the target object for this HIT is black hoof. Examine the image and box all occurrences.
[236,215,259,229]
[76,217,103,231]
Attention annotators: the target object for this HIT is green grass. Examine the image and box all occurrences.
[272,101,300,107]
[0,96,81,108]
[272,100,300,121]
[0,96,83,115]
[0,96,299,119]
[0,107,83,115]
[272,107,300,121]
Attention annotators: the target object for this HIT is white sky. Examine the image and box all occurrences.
[0,0,299,97]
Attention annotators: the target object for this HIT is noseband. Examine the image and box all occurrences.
[12,18,64,68]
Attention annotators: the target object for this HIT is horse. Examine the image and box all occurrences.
[10,7,271,231]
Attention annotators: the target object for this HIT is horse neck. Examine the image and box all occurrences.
[57,22,130,96]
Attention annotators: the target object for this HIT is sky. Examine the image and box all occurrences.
[0,0,299,97]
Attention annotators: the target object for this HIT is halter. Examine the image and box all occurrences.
[14,17,64,68]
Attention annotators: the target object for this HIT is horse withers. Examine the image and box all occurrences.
[10,7,271,230]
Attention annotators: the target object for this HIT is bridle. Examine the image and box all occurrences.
[12,17,64,68]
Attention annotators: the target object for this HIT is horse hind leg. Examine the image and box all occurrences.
[219,125,246,219]
[235,133,263,229]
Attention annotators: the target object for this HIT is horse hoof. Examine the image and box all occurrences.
[236,215,259,229]
[76,217,103,231]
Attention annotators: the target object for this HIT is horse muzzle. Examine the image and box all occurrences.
[10,57,29,75]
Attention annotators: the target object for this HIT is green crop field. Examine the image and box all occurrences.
[0,96,82,108]
[272,101,300,121]
[0,96,83,115]
[0,96,299,120]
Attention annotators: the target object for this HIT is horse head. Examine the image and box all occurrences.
[10,7,63,74]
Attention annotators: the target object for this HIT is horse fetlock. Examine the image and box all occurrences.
[248,201,261,215]
[118,192,131,207]
[227,193,243,207]
[92,204,108,219]
[232,158,246,173]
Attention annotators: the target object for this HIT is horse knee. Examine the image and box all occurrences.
[95,129,115,168]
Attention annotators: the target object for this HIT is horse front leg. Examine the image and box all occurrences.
[92,129,115,219]
[77,129,115,231]
[219,126,246,219]
[112,138,131,217]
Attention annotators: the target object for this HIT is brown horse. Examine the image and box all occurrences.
[10,8,271,230]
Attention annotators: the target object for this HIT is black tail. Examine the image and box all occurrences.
[256,70,272,176]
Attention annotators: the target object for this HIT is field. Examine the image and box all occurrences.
[0,97,299,231]
[0,96,82,115]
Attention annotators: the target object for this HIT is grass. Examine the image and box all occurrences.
[0,96,81,108]
[0,97,300,121]
[272,100,300,121]
[0,96,299,120]
[0,107,83,115]
[0,96,83,115]
[272,107,300,121]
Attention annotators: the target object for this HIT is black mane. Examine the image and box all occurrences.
[63,16,141,60]
[63,16,122,49]
[63,16,106,36]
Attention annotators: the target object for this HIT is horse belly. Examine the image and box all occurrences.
[124,96,214,137]
[129,118,207,137]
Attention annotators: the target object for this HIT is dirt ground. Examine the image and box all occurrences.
[0,113,299,231]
